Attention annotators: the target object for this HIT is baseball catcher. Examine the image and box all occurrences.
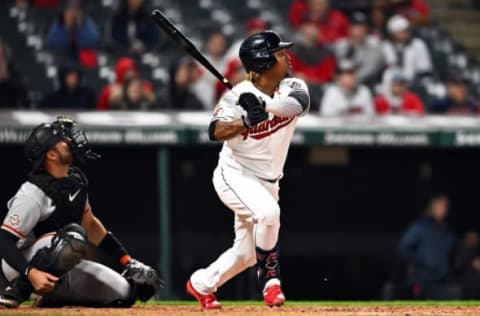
[186,31,310,308]
[0,116,162,308]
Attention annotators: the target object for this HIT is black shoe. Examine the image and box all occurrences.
[0,276,33,308]
[0,290,21,308]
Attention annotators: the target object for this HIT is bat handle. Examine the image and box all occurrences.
[223,78,233,90]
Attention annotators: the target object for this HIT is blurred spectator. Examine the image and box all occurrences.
[39,63,95,109]
[369,0,391,40]
[97,57,153,110]
[382,15,432,83]
[225,17,269,62]
[389,0,431,26]
[32,0,60,7]
[289,20,336,84]
[332,0,371,15]
[192,31,228,108]
[320,59,374,115]
[335,12,384,86]
[107,0,159,56]
[375,72,424,115]
[397,194,457,299]
[472,0,480,10]
[108,77,155,110]
[453,231,480,299]
[215,58,245,101]
[13,0,29,10]
[157,57,204,110]
[0,39,28,108]
[46,1,100,68]
[289,0,349,43]
[429,74,479,115]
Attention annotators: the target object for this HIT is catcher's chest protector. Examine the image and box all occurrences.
[27,167,88,236]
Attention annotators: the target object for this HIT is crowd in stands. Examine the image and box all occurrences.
[388,194,480,300]
[0,0,479,115]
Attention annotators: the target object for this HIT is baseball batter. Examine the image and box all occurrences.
[186,31,310,308]
[0,117,162,308]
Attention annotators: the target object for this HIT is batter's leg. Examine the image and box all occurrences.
[190,166,280,295]
[190,214,256,294]
[252,180,284,306]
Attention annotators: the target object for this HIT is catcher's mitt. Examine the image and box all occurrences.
[121,259,164,301]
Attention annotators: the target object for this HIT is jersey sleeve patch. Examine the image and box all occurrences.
[211,92,240,122]
[3,192,44,238]
[289,80,304,90]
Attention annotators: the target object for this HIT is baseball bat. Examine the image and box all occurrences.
[151,9,233,90]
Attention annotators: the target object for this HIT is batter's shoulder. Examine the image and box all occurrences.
[281,77,308,92]
[232,80,255,93]
[218,89,238,107]
[219,80,253,105]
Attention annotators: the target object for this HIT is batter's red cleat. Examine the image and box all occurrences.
[186,280,222,309]
[263,284,285,307]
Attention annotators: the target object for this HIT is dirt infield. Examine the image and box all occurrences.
[2,304,480,316]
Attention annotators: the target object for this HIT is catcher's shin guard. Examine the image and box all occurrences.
[29,223,87,278]
[6,223,88,308]
[256,242,281,290]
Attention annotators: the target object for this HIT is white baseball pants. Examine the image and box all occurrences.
[190,164,281,294]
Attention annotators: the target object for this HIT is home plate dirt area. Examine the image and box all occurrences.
[2,302,480,315]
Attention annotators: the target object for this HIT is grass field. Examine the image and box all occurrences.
[2,301,480,316]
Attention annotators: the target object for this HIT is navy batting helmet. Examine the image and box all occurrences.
[239,30,293,73]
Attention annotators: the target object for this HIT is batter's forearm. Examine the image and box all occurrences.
[210,119,246,141]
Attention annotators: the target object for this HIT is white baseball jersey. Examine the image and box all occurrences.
[212,78,309,181]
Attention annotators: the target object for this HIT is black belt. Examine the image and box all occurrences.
[258,176,279,183]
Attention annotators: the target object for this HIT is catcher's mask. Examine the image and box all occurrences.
[24,116,100,172]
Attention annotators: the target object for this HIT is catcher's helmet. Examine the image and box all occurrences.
[239,30,293,73]
[24,116,99,172]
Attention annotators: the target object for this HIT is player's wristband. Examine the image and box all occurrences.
[24,266,32,277]
[98,231,131,266]
[208,120,218,141]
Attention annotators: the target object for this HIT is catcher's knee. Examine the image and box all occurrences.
[30,223,88,275]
